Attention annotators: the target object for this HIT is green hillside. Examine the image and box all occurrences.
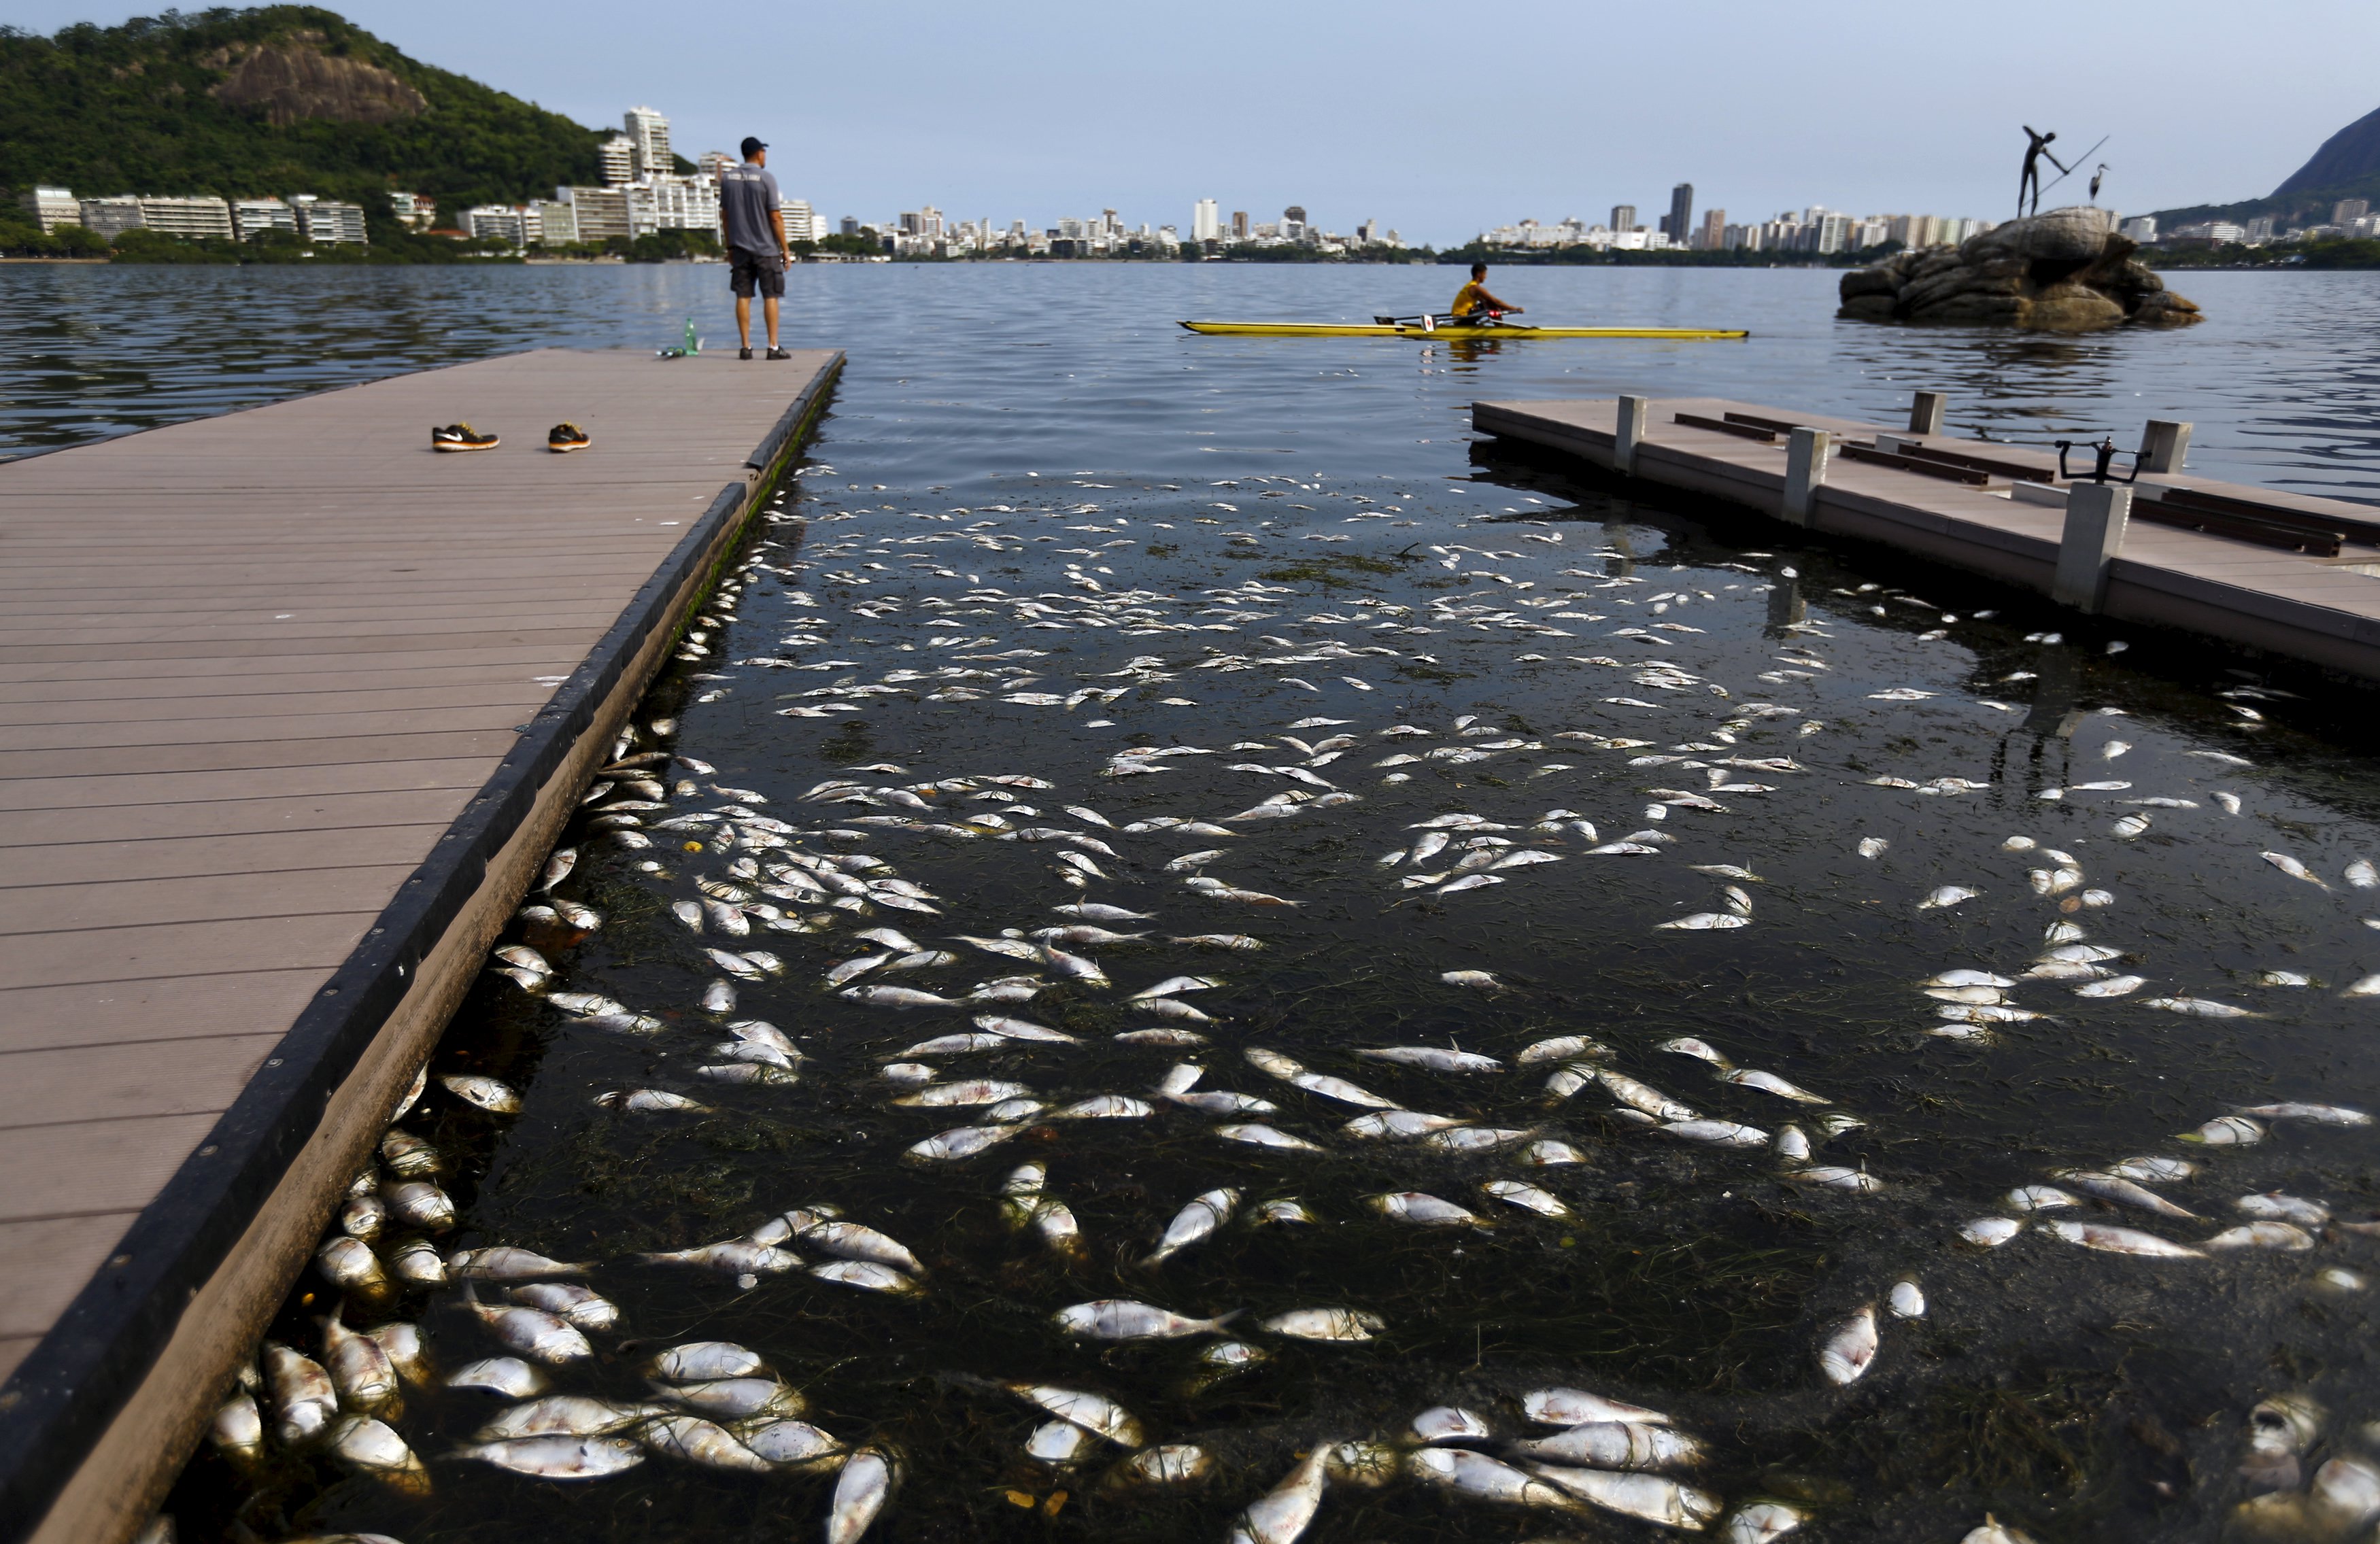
[0,6,613,216]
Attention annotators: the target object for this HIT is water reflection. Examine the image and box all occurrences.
[20,257,2377,1544]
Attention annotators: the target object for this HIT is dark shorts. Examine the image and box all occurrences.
[729,247,785,298]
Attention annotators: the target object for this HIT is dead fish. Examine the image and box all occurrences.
[2109,1154,2196,1182]
[1722,1068,1827,1103]
[1663,1119,1769,1148]
[1526,1464,1722,1528]
[1009,1384,1144,1447]
[2008,1185,2082,1212]
[657,1377,806,1420]
[1656,911,1748,931]
[448,1357,546,1398]
[2042,1219,2205,1258]
[1261,1307,1382,1341]
[2203,1222,2317,1252]
[1508,1423,1703,1471]
[323,1414,430,1493]
[539,848,578,892]
[1481,1180,1571,1218]
[1725,1500,1812,1543]
[1408,1447,1582,1511]
[2261,852,2328,889]
[321,1314,402,1416]
[812,1260,923,1295]
[842,984,964,1008]
[1918,885,1980,910]
[1216,1124,1325,1152]
[210,1388,265,1471]
[1369,1190,1488,1227]
[2180,1115,2266,1145]
[1889,1280,1926,1319]
[2054,1170,2198,1219]
[1818,1305,1879,1385]
[453,1433,647,1479]
[2234,1102,2371,1126]
[473,1395,662,1441]
[1056,1299,1236,1339]
[2141,996,2259,1018]
[1959,1218,2024,1247]
[1144,1188,1240,1266]
[800,1220,924,1275]
[1790,1165,1883,1193]
[1514,1039,1613,1075]
[1440,970,1502,990]
[1523,1388,1673,1427]
[634,1240,801,1276]
[1357,1046,1501,1072]
[265,1342,339,1446]
[1228,1447,1330,1544]
[1599,1070,1697,1122]
[904,1125,1022,1161]
[647,1341,767,1382]
[597,1087,710,1112]
[743,1418,847,1468]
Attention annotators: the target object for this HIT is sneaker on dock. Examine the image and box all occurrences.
[547,423,592,453]
[739,346,753,360]
[766,347,791,360]
[431,423,499,452]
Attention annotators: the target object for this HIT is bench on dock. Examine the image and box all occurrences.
[2134,485,2356,556]
[1673,411,1776,443]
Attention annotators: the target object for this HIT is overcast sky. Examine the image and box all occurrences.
[22,0,2379,239]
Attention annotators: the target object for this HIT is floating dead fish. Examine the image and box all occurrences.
[1818,1305,1879,1385]
[2042,1219,2205,1258]
[1260,1307,1382,1341]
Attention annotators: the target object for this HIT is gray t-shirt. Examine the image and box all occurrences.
[719,162,782,254]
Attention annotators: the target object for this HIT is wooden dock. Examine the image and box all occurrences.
[0,346,841,1544]
[1475,395,2380,681]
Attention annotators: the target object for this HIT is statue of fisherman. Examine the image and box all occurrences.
[2019,126,2072,218]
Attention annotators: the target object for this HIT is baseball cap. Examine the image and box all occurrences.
[740,136,768,158]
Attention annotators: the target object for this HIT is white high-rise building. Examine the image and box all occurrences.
[77,196,145,237]
[19,186,80,233]
[598,136,636,187]
[625,106,672,178]
[233,199,297,239]
[465,205,526,245]
[783,199,821,244]
[286,196,367,245]
[136,195,233,241]
[1192,199,1219,241]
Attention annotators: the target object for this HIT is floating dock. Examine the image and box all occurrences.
[0,346,842,1543]
[1475,394,2380,680]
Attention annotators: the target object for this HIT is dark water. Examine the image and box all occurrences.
[17,263,2380,1543]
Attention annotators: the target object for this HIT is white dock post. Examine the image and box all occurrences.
[1909,390,1947,436]
[2052,483,2134,613]
[2139,419,2192,474]
[1614,396,1648,475]
[1782,427,1831,527]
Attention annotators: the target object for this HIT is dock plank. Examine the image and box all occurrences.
[1477,394,2380,679]
[0,346,841,1541]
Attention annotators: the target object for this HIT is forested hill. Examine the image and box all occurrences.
[0,6,612,213]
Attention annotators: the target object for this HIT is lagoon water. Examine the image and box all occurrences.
[10,263,2380,1543]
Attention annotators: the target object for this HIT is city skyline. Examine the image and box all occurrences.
[10,0,2377,245]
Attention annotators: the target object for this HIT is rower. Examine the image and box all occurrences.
[1450,262,1523,326]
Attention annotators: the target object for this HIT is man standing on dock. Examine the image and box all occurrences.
[721,136,792,360]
